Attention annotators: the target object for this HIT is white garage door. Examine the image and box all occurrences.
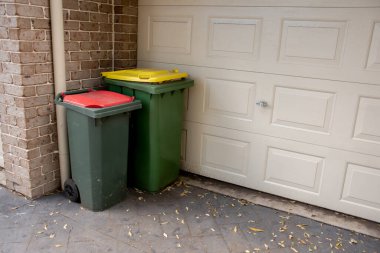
[137,0,380,222]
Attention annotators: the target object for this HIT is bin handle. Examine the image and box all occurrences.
[55,88,100,103]
[138,74,151,80]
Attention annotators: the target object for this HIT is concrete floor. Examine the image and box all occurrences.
[184,173,380,239]
[0,180,379,253]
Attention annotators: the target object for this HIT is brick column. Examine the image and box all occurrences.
[0,0,59,197]
[114,0,137,70]
[0,0,138,198]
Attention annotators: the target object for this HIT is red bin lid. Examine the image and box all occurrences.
[63,90,135,108]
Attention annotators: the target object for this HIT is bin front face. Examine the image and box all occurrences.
[107,80,192,192]
[67,110,130,211]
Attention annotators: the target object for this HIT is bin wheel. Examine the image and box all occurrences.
[64,179,80,203]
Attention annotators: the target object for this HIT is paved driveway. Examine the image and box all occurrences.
[0,181,379,253]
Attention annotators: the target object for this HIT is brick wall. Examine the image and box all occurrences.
[0,0,138,198]
[64,0,137,90]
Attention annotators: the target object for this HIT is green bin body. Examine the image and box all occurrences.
[56,91,141,211]
[103,78,194,192]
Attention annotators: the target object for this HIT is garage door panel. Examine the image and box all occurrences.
[204,78,255,121]
[139,6,380,85]
[201,134,250,177]
[279,20,346,65]
[182,122,253,187]
[342,163,380,210]
[180,130,187,161]
[178,66,258,132]
[271,87,335,133]
[148,16,192,54]
[256,75,343,146]
[366,22,380,71]
[265,147,324,194]
[208,17,262,59]
[353,97,380,144]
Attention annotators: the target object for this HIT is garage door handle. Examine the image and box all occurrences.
[256,101,268,107]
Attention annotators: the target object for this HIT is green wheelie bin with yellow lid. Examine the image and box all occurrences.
[101,69,194,192]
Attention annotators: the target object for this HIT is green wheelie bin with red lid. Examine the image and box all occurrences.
[55,89,141,211]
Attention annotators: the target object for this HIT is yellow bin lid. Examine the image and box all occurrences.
[101,68,188,83]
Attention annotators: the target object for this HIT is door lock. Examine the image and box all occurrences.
[256,101,268,107]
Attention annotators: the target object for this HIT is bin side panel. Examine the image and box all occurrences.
[156,90,183,189]
[133,90,184,191]
[67,109,130,211]
[127,90,152,188]
[107,83,186,192]
[66,110,96,208]
[96,113,130,210]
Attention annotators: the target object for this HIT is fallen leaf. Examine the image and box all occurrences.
[279,225,288,232]
[349,238,358,245]
[55,244,63,248]
[44,224,48,230]
[175,209,179,215]
[249,227,264,232]
[278,241,285,248]
[163,233,168,238]
[335,241,343,249]
[63,224,68,230]
[160,222,168,225]
[233,226,237,233]
[128,230,132,237]
[49,233,55,239]
[296,224,308,230]
[37,231,44,234]
[176,234,180,239]
[238,199,249,205]
[176,243,181,248]
[210,228,215,232]
[291,247,298,253]
[264,244,269,250]
[253,248,260,251]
